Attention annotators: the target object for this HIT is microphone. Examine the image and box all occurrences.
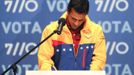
[56,18,66,35]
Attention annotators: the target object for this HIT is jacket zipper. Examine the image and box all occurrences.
[73,44,80,68]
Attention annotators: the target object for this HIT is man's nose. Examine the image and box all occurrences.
[74,21,79,26]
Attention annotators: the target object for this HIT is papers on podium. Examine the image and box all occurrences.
[26,71,106,75]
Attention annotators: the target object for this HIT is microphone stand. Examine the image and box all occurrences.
[1,30,58,75]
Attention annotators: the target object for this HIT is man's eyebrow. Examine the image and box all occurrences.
[71,15,83,21]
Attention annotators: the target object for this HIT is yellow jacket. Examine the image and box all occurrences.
[38,12,106,70]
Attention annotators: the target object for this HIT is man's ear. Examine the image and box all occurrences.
[67,8,72,14]
[67,11,69,14]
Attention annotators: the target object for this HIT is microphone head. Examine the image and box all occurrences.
[57,18,66,35]
[58,18,66,26]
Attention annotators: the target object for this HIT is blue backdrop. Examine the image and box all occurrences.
[0,0,133,75]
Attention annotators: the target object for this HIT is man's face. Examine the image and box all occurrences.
[67,9,86,30]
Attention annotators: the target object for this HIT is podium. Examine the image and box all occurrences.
[26,71,106,75]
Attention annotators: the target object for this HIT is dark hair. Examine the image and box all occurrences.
[67,0,89,14]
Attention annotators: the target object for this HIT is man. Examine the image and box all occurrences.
[38,0,106,70]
